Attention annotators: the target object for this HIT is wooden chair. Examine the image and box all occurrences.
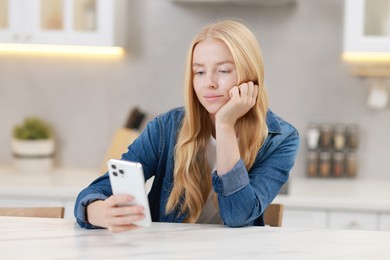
[264,203,284,227]
[0,207,65,218]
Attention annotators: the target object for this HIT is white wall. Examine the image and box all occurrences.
[1,0,389,179]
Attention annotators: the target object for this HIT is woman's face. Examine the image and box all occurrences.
[192,38,238,119]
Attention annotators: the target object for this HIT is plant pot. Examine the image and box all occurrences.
[12,139,55,173]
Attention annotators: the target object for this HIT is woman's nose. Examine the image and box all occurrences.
[204,73,218,89]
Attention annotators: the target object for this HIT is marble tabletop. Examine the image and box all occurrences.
[1,216,390,259]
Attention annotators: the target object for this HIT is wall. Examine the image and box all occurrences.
[1,0,389,179]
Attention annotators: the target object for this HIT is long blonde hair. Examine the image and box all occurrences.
[166,20,269,222]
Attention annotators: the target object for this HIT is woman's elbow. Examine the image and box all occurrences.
[222,215,251,227]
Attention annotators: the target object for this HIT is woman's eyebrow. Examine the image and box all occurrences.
[192,61,234,67]
[216,61,234,65]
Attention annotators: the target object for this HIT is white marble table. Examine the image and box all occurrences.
[1,216,390,259]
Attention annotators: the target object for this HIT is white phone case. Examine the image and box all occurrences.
[107,159,152,227]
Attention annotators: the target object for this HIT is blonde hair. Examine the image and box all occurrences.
[166,20,269,222]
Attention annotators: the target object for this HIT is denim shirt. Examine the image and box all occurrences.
[74,107,299,229]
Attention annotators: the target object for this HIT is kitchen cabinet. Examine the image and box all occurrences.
[274,177,390,231]
[343,0,390,77]
[0,0,121,46]
[283,207,389,231]
[344,0,390,53]
[379,213,390,231]
[328,211,377,230]
[283,208,327,228]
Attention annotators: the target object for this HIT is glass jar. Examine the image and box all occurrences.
[346,152,358,177]
[333,124,346,151]
[306,151,319,177]
[319,151,332,178]
[306,123,320,150]
[346,124,359,150]
[320,124,333,150]
[332,152,345,178]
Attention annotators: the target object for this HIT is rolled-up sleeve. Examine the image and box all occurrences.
[212,159,249,196]
[74,174,112,229]
[212,129,299,227]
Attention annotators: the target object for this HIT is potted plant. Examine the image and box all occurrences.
[12,117,55,173]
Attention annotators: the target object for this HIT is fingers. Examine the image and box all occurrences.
[109,224,140,233]
[253,84,259,100]
[109,204,144,216]
[229,86,240,98]
[216,81,259,126]
[105,195,145,218]
[106,194,133,207]
[106,212,145,227]
[237,81,258,102]
[231,82,259,101]
[103,195,146,233]
[238,81,251,96]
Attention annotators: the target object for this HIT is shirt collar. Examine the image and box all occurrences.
[266,109,282,134]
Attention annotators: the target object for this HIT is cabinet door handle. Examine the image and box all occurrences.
[24,34,32,42]
[348,221,359,229]
[12,34,20,41]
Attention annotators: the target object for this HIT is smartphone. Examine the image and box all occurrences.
[107,159,152,227]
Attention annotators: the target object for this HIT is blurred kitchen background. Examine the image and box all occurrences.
[2,0,389,178]
[1,0,390,229]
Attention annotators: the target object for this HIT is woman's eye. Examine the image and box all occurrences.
[219,70,231,73]
[194,71,205,76]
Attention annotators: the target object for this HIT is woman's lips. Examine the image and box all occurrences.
[204,95,223,102]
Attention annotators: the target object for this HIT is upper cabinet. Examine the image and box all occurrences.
[344,0,390,109]
[0,0,119,47]
[343,0,390,77]
[344,0,390,53]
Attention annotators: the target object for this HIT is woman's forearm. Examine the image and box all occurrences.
[216,121,240,175]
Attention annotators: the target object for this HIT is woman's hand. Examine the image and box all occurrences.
[216,81,258,127]
[87,194,145,233]
[214,81,258,175]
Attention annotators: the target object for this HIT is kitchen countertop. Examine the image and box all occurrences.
[1,165,390,213]
[0,165,98,200]
[1,216,390,259]
[274,177,390,212]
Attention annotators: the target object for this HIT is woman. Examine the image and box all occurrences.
[74,20,299,233]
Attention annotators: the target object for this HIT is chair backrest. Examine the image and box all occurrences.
[264,203,284,227]
[0,207,65,218]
